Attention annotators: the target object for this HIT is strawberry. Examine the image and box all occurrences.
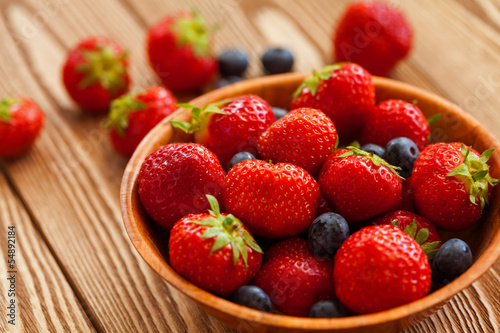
[223,160,320,239]
[396,177,417,212]
[169,195,262,296]
[0,97,44,158]
[258,107,338,176]
[252,238,335,317]
[171,95,275,166]
[318,147,402,223]
[138,143,225,230]
[291,63,375,139]
[361,99,429,151]
[411,143,498,231]
[334,225,431,314]
[62,36,130,113]
[317,195,333,217]
[107,86,177,157]
[333,1,413,76]
[371,210,441,259]
[147,11,217,92]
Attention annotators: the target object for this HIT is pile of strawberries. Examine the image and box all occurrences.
[137,62,498,317]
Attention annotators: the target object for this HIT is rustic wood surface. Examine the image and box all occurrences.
[0,0,499,332]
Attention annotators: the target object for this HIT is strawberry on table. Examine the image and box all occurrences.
[138,143,225,230]
[252,238,335,317]
[258,107,338,176]
[334,225,431,314]
[291,63,375,139]
[318,147,402,223]
[223,160,320,239]
[107,86,177,157]
[371,210,441,259]
[169,195,262,296]
[0,97,44,158]
[411,142,498,231]
[62,36,130,113]
[171,95,275,166]
[361,99,430,151]
[333,1,413,76]
[147,10,217,92]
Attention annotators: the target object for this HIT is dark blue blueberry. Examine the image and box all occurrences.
[360,143,385,158]
[261,47,294,75]
[218,49,248,77]
[214,76,243,89]
[272,106,288,120]
[308,212,349,259]
[383,137,420,178]
[231,285,272,312]
[309,300,349,318]
[226,151,257,172]
[432,238,473,285]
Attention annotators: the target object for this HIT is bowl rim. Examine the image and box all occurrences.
[121,73,500,330]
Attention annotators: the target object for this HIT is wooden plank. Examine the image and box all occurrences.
[0,170,95,333]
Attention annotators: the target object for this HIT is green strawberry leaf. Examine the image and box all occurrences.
[206,194,220,217]
[193,218,219,227]
[169,120,192,132]
[414,228,430,245]
[390,219,399,227]
[202,226,222,239]
[172,10,214,57]
[403,219,417,239]
[210,233,231,254]
[480,149,494,164]
[421,241,441,260]
[292,63,344,98]
[335,146,403,178]
[231,239,240,266]
[107,94,146,137]
[170,101,228,134]
[0,98,16,122]
[427,114,441,125]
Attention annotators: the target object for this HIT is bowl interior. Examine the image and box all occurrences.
[121,73,500,332]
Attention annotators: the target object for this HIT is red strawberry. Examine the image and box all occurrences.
[334,225,431,314]
[333,1,413,76]
[169,195,262,296]
[62,36,130,113]
[361,99,429,151]
[318,147,402,223]
[107,86,177,157]
[147,11,217,92]
[317,195,333,217]
[223,160,320,239]
[291,63,375,139]
[411,143,498,231]
[138,143,225,229]
[252,238,335,316]
[371,210,441,259]
[171,95,275,166]
[258,107,338,176]
[0,97,44,158]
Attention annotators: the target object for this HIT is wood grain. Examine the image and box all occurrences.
[0,0,498,332]
[0,170,94,333]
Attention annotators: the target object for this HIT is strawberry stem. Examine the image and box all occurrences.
[0,98,16,122]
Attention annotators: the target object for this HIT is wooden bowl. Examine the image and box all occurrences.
[121,73,500,333]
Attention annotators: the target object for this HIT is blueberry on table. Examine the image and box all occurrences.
[231,285,273,312]
[226,151,257,172]
[383,137,420,178]
[271,106,288,120]
[309,300,349,318]
[360,143,385,158]
[218,49,248,77]
[214,76,243,89]
[261,47,294,74]
[308,212,349,259]
[432,238,473,285]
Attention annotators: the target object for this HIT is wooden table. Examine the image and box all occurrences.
[0,0,499,332]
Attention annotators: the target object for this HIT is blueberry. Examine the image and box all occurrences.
[272,107,288,120]
[261,48,294,74]
[218,49,248,77]
[231,285,272,312]
[214,76,243,89]
[383,137,420,178]
[309,300,349,318]
[226,151,257,171]
[308,212,349,259]
[360,143,385,157]
[432,238,473,285]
